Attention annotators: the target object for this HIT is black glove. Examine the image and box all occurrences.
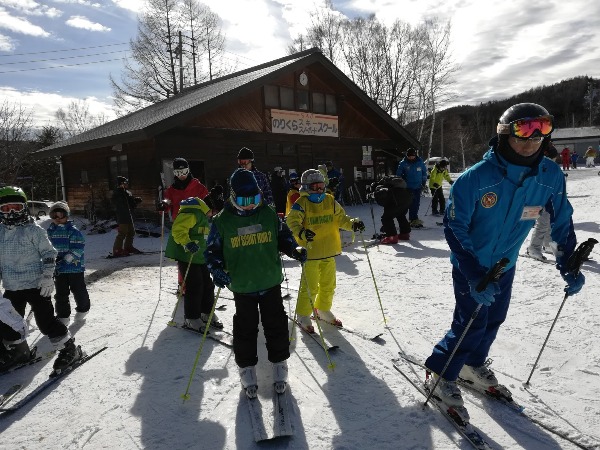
[352,220,365,232]
[291,246,307,263]
[185,241,200,253]
[432,183,440,189]
[299,228,316,242]
[156,199,169,211]
[449,180,454,185]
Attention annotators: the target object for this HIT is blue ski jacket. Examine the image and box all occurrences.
[444,144,576,282]
[396,157,428,189]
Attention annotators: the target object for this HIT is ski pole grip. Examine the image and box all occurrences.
[567,238,598,277]
[476,257,510,292]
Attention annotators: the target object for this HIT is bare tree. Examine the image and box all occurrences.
[111,0,230,116]
[55,100,108,138]
[0,101,34,185]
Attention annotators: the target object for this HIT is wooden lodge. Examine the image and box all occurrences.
[36,48,419,220]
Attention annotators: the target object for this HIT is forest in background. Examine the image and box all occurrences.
[408,75,600,168]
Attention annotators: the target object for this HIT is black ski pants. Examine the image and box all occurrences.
[54,272,90,319]
[0,288,68,343]
[430,187,446,215]
[232,285,290,368]
[178,261,215,320]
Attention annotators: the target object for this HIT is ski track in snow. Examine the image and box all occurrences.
[0,169,599,449]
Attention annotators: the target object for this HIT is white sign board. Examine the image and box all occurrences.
[271,109,339,138]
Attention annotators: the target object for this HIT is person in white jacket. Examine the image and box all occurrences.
[0,186,82,374]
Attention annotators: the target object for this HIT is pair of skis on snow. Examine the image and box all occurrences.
[0,346,107,414]
[392,352,595,450]
[246,387,294,442]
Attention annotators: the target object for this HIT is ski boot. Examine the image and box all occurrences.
[458,360,513,400]
[425,371,470,425]
[239,365,258,399]
[201,312,224,329]
[526,247,547,261]
[296,315,314,333]
[410,219,424,229]
[125,246,143,255]
[53,338,82,374]
[184,318,206,333]
[397,233,410,241]
[0,341,31,373]
[314,308,342,327]
[380,235,399,245]
[272,360,289,394]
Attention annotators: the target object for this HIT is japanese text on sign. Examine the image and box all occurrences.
[271,109,339,138]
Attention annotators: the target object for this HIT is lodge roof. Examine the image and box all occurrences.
[36,47,418,157]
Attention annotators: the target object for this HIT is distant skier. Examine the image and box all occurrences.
[159,157,209,220]
[285,172,301,216]
[47,201,90,326]
[111,176,142,257]
[204,169,306,398]
[396,148,428,228]
[0,186,82,374]
[428,158,454,216]
[236,147,274,206]
[424,104,584,423]
[371,176,413,244]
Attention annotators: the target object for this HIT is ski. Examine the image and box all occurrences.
[171,323,234,348]
[312,316,384,342]
[106,250,162,259]
[287,316,339,353]
[391,359,491,450]
[397,352,595,450]
[0,347,56,377]
[0,385,23,407]
[246,394,270,442]
[519,253,555,265]
[0,346,107,414]
[272,387,294,438]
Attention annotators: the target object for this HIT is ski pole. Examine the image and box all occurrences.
[424,257,509,407]
[281,255,291,299]
[299,262,336,370]
[525,238,597,385]
[181,287,221,402]
[359,231,387,325]
[157,211,165,304]
[424,186,441,216]
[167,252,195,326]
[367,193,378,239]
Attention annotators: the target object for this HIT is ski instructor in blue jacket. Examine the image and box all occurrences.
[423,103,585,416]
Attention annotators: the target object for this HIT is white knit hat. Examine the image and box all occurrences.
[49,201,70,217]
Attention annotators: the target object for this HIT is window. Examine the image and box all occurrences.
[109,155,129,187]
[264,85,279,107]
[325,94,337,115]
[280,87,294,110]
[297,90,309,111]
[312,93,325,113]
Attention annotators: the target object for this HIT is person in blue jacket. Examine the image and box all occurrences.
[396,148,428,227]
[423,103,585,416]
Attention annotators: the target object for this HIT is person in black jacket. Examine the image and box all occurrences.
[111,176,142,256]
[372,176,413,245]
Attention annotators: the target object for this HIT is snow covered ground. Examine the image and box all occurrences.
[1,167,599,450]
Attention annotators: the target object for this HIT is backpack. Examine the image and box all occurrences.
[371,176,407,206]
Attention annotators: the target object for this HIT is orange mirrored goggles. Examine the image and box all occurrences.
[497,115,554,139]
[308,182,326,192]
[0,203,25,213]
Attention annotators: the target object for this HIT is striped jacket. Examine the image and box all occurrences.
[47,221,86,273]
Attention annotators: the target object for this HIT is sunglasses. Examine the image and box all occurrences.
[497,115,554,139]
[173,168,189,177]
[50,211,67,219]
[235,193,261,207]
[0,203,25,213]
[308,182,325,192]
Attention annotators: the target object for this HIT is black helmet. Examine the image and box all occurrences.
[173,158,189,170]
[498,103,550,125]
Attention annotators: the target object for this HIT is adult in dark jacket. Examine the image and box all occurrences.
[270,167,288,215]
[236,147,274,206]
[372,176,413,244]
[396,148,428,227]
[111,176,142,256]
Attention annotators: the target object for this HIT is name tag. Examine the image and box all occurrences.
[237,224,262,235]
[521,206,542,220]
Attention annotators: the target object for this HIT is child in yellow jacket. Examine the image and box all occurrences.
[286,169,365,332]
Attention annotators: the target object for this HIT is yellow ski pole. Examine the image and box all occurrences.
[359,231,387,325]
[181,287,221,402]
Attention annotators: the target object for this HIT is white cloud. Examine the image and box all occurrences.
[65,15,111,32]
[52,0,102,6]
[0,7,51,37]
[0,32,16,51]
[0,86,116,129]
[110,0,144,13]
[0,0,63,18]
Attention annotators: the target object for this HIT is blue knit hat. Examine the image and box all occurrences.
[230,169,259,196]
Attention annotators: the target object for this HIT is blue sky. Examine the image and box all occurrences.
[1,0,600,129]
